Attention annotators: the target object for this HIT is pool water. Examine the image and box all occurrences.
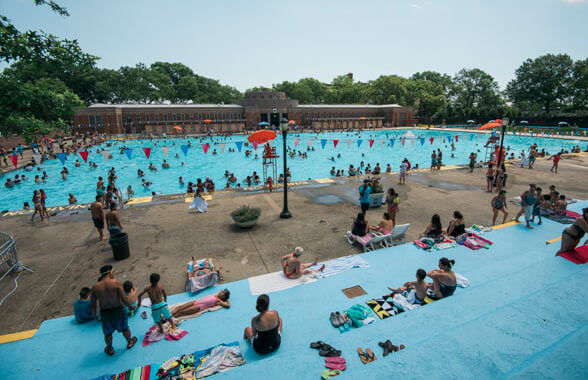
[1,129,583,211]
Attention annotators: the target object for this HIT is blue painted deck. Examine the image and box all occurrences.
[1,202,587,379]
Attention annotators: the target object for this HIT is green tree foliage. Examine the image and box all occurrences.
[571,58,588,111]
[506,54,575,114]
[450,68,504,119]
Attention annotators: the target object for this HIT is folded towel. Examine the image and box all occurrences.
[186,272,219,293]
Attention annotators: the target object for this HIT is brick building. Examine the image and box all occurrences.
[72,91,416,134]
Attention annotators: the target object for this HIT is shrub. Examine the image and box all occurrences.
[231,205,261,223]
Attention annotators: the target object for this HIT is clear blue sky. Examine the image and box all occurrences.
[1,0,587,91]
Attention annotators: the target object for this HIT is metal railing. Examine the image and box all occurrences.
[0,232,32,281]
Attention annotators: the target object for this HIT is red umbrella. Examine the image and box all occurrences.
[247,130,277,143]
[204,119,213,123]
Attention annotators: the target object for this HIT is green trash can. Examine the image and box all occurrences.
[109,231,130,260]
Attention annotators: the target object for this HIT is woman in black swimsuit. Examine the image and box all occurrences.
[446,211,466,238]
[244,294,282,354]
[427,257,457,299]
[557,208,588,254]
[420,214,443,241]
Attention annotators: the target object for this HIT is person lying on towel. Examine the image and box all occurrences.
[427,258,457,299]
[387,269,431,305]
[172,289,231,318]
[280,247,325,279]
[557,207,588,255]
[188,254,223,280]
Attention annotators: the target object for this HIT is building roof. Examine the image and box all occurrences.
[298,104,403,108]
[87,103,243,109]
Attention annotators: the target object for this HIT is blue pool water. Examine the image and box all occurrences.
[1,129,584,211]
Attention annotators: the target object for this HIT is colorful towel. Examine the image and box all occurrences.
[105,342,245,380]
[366,295,404,319]
[142,324,188,347]
[457,233,493,250]
[413,237,457,251]
[557,245,588,265]
[465,224,492,234]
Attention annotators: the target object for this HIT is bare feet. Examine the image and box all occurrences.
[312,258,318,266]
[319,264,326,272]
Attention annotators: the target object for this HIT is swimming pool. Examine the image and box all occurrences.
[1,129,583,211]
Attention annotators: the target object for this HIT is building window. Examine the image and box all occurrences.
[173,114,177,121]
[137,115,141,123]
[198,113,202,121]
[206,113,210,119]
[260,96,264,99]
[163,114,168,121]
[155,114,159,122]
[314,112,318,118]
[180,113,185,120]
[190,113,194,120]
[214,113,218,120]
[146,114,151,122]
[222,113,226,121]
[326,112,330,118]
[89,115,95,125]
[230,113,234,120]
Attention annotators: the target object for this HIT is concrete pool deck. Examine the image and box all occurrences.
[0,200,587,379]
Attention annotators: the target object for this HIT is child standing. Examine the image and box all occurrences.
[550,153,561,173]
[531,187,543,225]
[123,281,138,316]
[138,273,176,333]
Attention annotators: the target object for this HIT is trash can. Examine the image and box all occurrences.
[109,231,130,260]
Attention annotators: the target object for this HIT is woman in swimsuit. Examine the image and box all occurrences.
[171,289,230,318]
[31,190,44,222]
[495,164,505,192]
[244,294,282,354]
[446,211,466,238]
[427,257,457,299]
[420,214,443,241]
[385,188,399,226]
[368,212,394,234]
[187,254,222,280]
[486,164,495,192]
[352,212,368,237]
[557,208,588,255]
[491,190,509,226]
[431,151,437,171]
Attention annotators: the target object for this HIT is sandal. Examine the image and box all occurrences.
[126,336,137,349]
[330,313,340,328]
[379,341,390,357]
[325,357,346,364]
[321,369,342,379]
[325,362,347,371]
[357,348,370,364]
[366,348,376,362]
[320,347,342,357]
[310,341,329,349]
[104,346,115,356]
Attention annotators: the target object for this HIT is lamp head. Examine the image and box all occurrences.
[501,118,509,128]
[280,118,289,132]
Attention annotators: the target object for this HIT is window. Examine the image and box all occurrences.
[137,115,141,123]
[163,114,168,121]
[230,113,234,120]
[173,114,177,121]
[198,113,202,121]
[206,113,210,119]
[88,115,95,125]
[314,112,318,118]
[214,113,218,120]
[181,113,185,121]
[96,115,103,125]
[326,112,330,118]
[146,114,151,122]
[260,95,264,99]
[190,113,194,120]
[222,113,226,121]
[155,114,159,122]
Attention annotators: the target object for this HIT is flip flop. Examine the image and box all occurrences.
[325,362,347,371]
[320,347,341,357]
[310,341,328,349]
[379,341,390,356]
[330,313,340,328]
[126,336,137,349]
[321,369,342,379]
[104,346,115,356]
[335,312,346,326]
[325,357,346,364]
[366,348,376,362]
[357,348,370,364]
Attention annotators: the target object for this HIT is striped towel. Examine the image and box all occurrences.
[310,255,370,278]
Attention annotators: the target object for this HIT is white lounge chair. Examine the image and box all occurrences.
[345,231,376,252]
[388,224,410,246]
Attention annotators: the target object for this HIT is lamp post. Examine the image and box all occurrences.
[279,117,291,219]
[497,118,508,167]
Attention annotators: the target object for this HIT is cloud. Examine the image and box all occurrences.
[410,3,424,8]
[562,0,585,4]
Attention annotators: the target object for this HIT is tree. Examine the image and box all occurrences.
[405,79,446,122]
[367,75,410,105]
[571,58,588,111]
[451,68,504,119]
[506,54,574,114]
[411,71,453,97]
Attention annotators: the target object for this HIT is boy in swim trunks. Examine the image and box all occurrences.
[388,269,431,305]
[90,195,106,241]
[123,281,138,316]
[138,273,176,333]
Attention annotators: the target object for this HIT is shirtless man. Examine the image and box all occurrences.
[388,268,431,305]
[280,247,325,279]
[91,265,137,356]
[106,203,122,233]
[91,195,106,240]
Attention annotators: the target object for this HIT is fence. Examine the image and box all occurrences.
[0,232,18,279]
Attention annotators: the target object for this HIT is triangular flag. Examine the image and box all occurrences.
[56,152,67,165]
[400,138,406,147]
[101,151,110,161]
[9,155,18,168]
[320,139,327,149]
[180,145,189,156]
[235,141,243,152]
[368,140,375,148]
[470,134,475,140]
[380,139,385,147]
[357,139,363,148]
[124,149,133,159]
[252,141,259,150]
[218,143,226,153]
[546,132,550,137]
[455,135,459,142]
[32,155,41,165]
[390,139,395,148]
[333,139,339,148]
[79,151,89,163]
[162,146,169,157]
[308,140,313,148]
[346,140,352,149]
[142,147,151,159]
[410,138,415,146]
[201,143,210,154]
[429,137,434,144]
[420,138,425,146]
[294,139,300,148]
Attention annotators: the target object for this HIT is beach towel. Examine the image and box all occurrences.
[455,272,470,288]
[557,245,588,265]
[187,272,219,293]
[248,271,317,295]
[413,237,457,251]
[142,324,188,347]
[308,255,369,278]
[465,224,492,234]
[392,290,423,311]
[457,233,493,250]
[367,294,403,319]
[189,195,208,212]
[169,303,222,322]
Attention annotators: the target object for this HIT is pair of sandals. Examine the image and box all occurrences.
[310,341,342,357]
[104,336,137,356]
[321,369,343,379]
[325,356,346,371]
[330,312,351,329]
[378,340,405,356]
[357,347,376,364]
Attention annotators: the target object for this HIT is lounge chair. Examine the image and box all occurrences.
[388,224,410,246]
[345,231,376,252]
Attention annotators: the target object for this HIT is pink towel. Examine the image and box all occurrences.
[557,245,588,265]
[566,210,582,219]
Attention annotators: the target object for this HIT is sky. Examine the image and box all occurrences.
[1,0,587,92]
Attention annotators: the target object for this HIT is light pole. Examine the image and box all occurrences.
[497,118,508,167]
[279,117,291,219]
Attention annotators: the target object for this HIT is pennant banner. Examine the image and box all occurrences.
[162,146,169,157]
[368,139,375,148]
[308,140,313,148]
[420,138,425,146]
[410,138,415,146]
[235,141,243,152]
[380,139,385,147]
[218,143,226,153]
[429,137,434,144]
[124,149,133,159]
[455,135,459,142]
[180,145,190,156]
[357,139,363,148]
[400,138,406,147]
[333,139,339,148]
[294,139,300,148]
[56,153,67,165]
[9,155,17,168]
[32,155,41,165]
[79,151,89,163]
[142,147,151,159]
[201,143,210,154]
[320,139,327,149]
[390,139,395,148]
[101,151,110,161]
[252,141,259,150]
[346,140,351,149]
[469,134,475,140]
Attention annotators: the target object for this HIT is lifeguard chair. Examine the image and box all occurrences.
[262,144,278,192]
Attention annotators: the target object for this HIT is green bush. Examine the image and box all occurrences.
[368,177,383,194]
[231,205,261,223]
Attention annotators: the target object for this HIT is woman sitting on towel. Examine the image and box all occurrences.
[427,257,457,299]
[557,208,588,255]
[352,212,369,237]
[172,289,231,318]
[445,211,466,238]
[368,212,394,234]
[420,214,443,241]
[243,294,282,354]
